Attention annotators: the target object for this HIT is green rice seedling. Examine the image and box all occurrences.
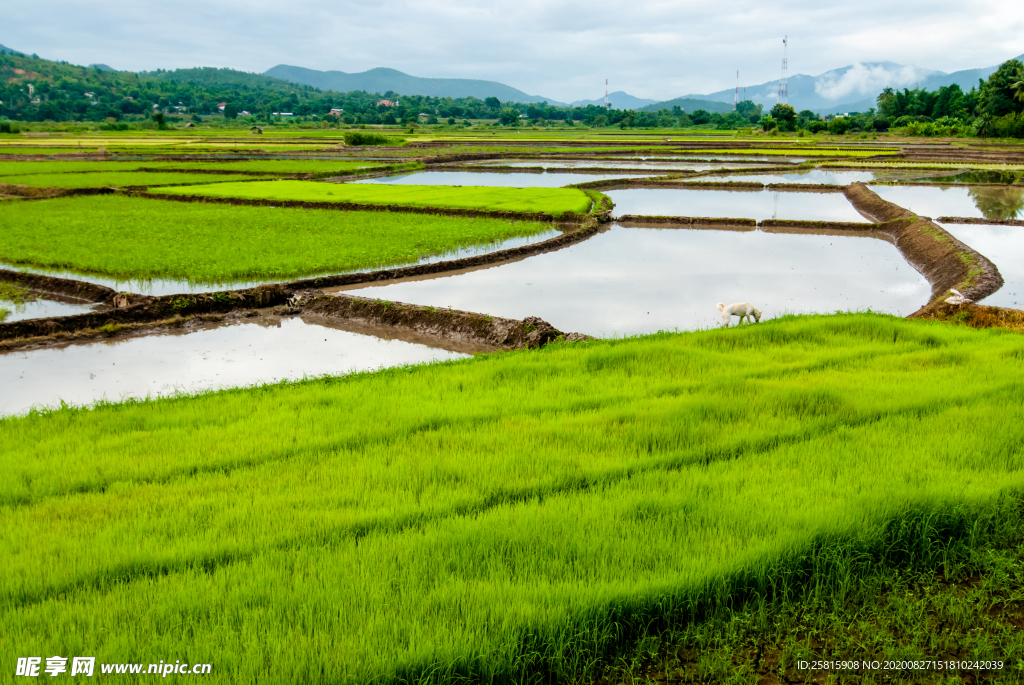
[2,314,1024,682]
[149,179,594,216]
[0,161,181,175]
[0,171,277,188]
[0,195,556,283]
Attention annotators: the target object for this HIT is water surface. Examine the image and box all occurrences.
[939,222,1024,309]
[0,315,468,417]
[607,188,870,222]
[871,185,1024,221]
[348,224,930,337]
[689,170,881,185]
[0,297,99,323]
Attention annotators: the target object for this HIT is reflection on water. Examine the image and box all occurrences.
[0,230,560,297]
[0,296,99,323]
[0,316,468,417]
[353,170,647,188]
[473,159,768,172]
[968,187,1024,221]
[606,188,870,222]
[872,185,1024,220]
[939,222,1024,309]
[690,170,880,185]
[351,224,930,337]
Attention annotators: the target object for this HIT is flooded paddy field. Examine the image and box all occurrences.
[0,230,563,297]
[344,223,930,337]
[607,188,871,223]
[470,159,771,172]
[351,170,649,188]
[871,184,1024,221]
[0,313,468,417]
[938,222,1024,309]
[687,170,889,185]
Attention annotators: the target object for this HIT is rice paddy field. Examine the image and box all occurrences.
[149,179,595,216]
[2,315,1024,683]
[0,171,278,188]
[0,195,554,282]
[4,129,1024,683]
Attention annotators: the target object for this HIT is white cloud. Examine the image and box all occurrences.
[814,63,934,101]
[4,0,1024,102]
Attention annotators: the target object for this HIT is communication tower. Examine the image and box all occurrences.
[778,36,789,105]
[734,71,739,110]
[604,79,610,110]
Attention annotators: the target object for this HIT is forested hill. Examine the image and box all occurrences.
[0,52,598,124]
[264,65,559,104]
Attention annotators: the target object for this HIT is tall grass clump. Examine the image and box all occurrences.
[2,314,1024,682]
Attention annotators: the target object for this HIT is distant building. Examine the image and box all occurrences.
[328,108,344,116]
[272,112,294,118]
[376,99,398,107]
[217,102,226,111]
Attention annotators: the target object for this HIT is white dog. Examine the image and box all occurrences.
[718,302,763,327]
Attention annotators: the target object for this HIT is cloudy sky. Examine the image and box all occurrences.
[6,0,1024,102]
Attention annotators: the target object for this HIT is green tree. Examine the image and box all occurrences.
[691,109,711,125]
[498,107,520,126]
[980,59,1024,117]
[769,103,797,130]
[223,103,238,119]
[484,97,501,109]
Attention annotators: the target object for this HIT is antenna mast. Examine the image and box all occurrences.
[604,79,610,110]
[734,70,739,110]
[778,36,788,105]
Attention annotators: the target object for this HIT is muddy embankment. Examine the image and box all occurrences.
[936,216,1024,227]
[0,184,116,200]
[0,269,119,305]
[912,300,1024,333]
[843,182,1003,306]
[300,293,584,350]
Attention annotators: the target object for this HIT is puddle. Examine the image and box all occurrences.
[871,185,1024,221]
[938,222,1024,309]
[688,170,883,185]
[919,170,1022,185]
[351,171,648,188]
[0,315,469,417]
[0,229,561,297]
[606,188,871,223]
[472,159,769,172]
[347,224,930,337]
[0,297,100,323]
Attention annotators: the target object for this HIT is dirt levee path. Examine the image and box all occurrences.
[844,182,1003,305]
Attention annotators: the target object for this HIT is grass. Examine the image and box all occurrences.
[0,160,417,178]
[0,171,276,188]
[150,179,595,215]
[0,195,556,283]
[0,282,33,322]
[602,540,1024,683]
[2,314,1024,683]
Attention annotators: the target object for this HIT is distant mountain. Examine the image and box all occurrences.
[639,97,735,114]
[570,91,657,109]
[0,44,21,55]
[675,54,1024,115]
[88,63,116,72]
[265,65,563,104]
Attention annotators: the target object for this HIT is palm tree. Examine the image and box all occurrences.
[1012,68,1024,103]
